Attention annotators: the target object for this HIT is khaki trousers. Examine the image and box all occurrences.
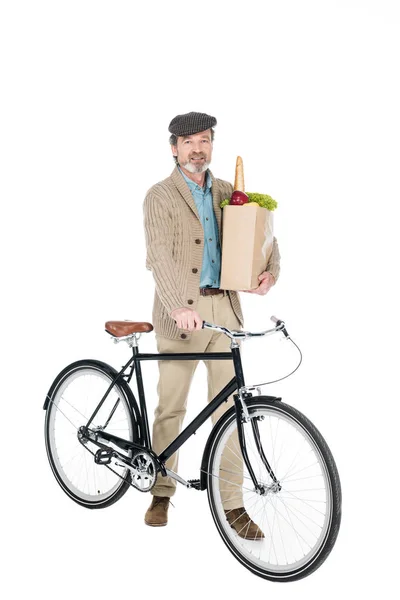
[151,292,244,510]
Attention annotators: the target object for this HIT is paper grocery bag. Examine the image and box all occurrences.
[220,205,274,291]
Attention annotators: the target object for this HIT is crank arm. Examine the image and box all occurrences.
[78,426,167,476]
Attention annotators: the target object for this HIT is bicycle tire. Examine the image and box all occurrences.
[206,397,341,582]
[44,359,140,509]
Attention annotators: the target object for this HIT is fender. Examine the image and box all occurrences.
[199,395,281,491]
[43,359,142,441]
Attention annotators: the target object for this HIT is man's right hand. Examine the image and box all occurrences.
[170,307,203,331]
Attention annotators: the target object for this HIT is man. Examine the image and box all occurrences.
[143,112,280,538]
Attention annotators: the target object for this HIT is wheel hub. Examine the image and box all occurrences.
[255,481,282,496]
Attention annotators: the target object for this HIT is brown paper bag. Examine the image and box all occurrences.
[220,205,274,290]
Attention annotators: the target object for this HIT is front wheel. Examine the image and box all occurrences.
[44,360,139,509]
[206,398,341,582]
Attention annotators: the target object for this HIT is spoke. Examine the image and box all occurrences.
[279,495,326,504]
[73,449,86,491]
[278,496,324,530]
[219,467,252,482]
[203,469,255,493]
[60,395,89,422]
[220,451,243,472]
[282,460,321,483]
[283,473,324,483]
[219,490,253,501]
[236,497,267,537]
[255,496,268,560]
[229,435,243,461]
[53,402,80,431]
[104,428,130,432]
[283,487,326,493]
[107,417,130,424]
[84,448,91,494]
[230,495,260,529]
[273,498,311,556]
[263,497,279,564]
[273,421,288,476]
[268,495,278,563]
[279,488,327,516]
[224,441,244,467]
[60,448,84,469]
[274,495,289,565]
[279,436,308,482]
[92,453,98,493]
[276,495,321,540]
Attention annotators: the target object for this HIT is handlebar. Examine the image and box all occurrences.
[202,316,290,340]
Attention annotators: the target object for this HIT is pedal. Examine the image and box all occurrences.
[94,448,114,465]
[187,479,201,490]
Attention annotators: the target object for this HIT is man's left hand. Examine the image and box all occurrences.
[240,271,275,295]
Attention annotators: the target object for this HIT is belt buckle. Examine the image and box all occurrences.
[200,287,210,296]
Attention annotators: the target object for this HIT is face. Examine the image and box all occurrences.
[172,129,213,173]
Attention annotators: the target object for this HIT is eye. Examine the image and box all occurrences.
[184,140,191,144]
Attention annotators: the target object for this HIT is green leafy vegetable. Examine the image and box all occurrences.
[220,193,278,210]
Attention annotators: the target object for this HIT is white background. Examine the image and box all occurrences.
[1,0,399,597]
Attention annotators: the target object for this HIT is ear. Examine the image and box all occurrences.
[171,145,178,158]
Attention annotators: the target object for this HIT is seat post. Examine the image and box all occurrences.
[127,333,141,348]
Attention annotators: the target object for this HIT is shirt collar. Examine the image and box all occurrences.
[178,165,212,192]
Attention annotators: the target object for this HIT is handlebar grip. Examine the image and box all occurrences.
[271,315,290,338]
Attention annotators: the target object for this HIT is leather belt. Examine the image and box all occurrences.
[199,287,226,296]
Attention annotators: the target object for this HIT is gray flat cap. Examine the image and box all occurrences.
[168,111,217,137]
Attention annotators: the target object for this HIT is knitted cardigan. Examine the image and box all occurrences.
[143,166,280,341]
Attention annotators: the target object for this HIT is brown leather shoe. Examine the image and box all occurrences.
[145,496,170,527]
[224,507,265,540]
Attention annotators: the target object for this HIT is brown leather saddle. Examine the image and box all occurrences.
[105,320,154,337]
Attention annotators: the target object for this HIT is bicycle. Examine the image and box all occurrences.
[43,316,341,582]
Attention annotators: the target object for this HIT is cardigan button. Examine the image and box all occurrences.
[195,238,201,244]
[192,268,198,273]
[180,333,187,339]
[188,299,193,305]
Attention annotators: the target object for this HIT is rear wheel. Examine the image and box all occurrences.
[206,398,341,582]
[44,360,138,508]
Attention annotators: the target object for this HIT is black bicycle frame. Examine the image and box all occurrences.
[85,343,278,491]
[86,345,242,447]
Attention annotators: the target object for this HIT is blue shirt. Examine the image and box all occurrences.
[179,167,221,288]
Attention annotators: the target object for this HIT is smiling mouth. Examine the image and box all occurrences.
[191,157,205,161]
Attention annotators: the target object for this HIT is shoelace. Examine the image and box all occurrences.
[153,497,175,508]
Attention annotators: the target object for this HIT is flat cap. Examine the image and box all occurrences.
[168,111,217,137]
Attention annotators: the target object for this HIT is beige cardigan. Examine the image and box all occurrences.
[143,166,280,341]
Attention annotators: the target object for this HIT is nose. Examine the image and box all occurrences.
[191,140,203,154]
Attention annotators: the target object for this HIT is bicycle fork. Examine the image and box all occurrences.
[233,393,282,494]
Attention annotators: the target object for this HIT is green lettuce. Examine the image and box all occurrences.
[220,193,278,210]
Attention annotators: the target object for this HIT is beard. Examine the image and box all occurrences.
[180,153,211,173]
